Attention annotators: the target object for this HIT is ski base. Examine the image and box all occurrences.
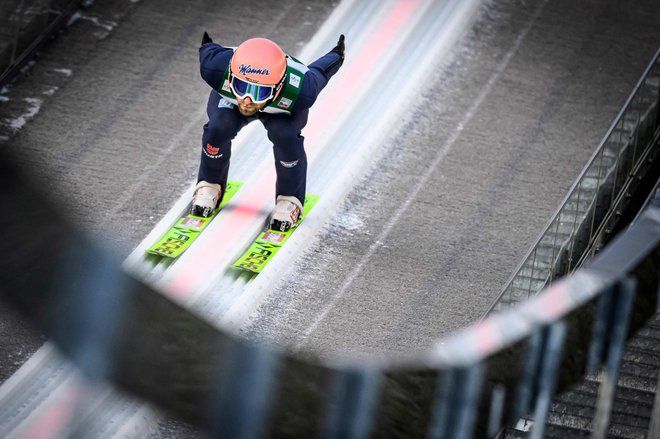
[146,180,243,258]
[231,194,319,274]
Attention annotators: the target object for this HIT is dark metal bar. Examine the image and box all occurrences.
[427,364,484,439]
[452,363,485,439]
[648,367,660,439]
[427,369,456,438]
[592,278,636,439]
[211,340,282,439]
[322,366,382,439]
[10,0,27,67]
[487,384,506,438]
[530,321,566,439]
[586,284,615,375]
[513,329,544,422]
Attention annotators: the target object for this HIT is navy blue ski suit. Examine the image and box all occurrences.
[197,42,343,205]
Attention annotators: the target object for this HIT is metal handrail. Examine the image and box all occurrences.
[1,45,660,439]
[0,0,84,88]
[3,147,660,438]
[575,128,660,269]
[484,47,660,316]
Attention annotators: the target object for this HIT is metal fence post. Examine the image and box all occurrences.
[530,321,567,439]
[51,243,130,382]
[322,366,382,439]
[512,321,568,437]
[549,217,561,285]
[10,0,26,66]
[648,368,660,439]
[513,329,544,422]
[427,362,484,439]
[487,384,506,438]
[211,340,281,439]
[592,277,636,439]
[657,267,660,310]
[586,284,615,375]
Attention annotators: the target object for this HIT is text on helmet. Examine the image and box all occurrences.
[238,64,270,76]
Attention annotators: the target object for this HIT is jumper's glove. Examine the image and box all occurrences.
[201,31,213,46]
[331,34,345,60]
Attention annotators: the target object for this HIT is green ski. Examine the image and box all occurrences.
[231,194,320,274]
[146,180,243,258]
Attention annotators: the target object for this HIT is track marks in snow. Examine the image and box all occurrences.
[293,0,551,351]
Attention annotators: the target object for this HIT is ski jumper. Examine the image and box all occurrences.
[197,43,343,205]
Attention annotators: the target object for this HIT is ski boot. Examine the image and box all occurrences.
[270,195,302,232]
[191,181,222,217]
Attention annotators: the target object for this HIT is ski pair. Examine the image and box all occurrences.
[231,194,319,274]
[146,181,318,274]
[146,180,243,258]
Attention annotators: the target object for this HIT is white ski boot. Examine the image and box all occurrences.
[270,195,302,232]
[191,181,222,217]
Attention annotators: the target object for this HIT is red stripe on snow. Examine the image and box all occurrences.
[169,0,421,297]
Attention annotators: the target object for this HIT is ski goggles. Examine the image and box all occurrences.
[229,73,282,104]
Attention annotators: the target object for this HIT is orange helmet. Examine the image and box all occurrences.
[230,38,286,86]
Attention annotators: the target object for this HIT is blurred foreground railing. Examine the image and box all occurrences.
[487,47,660,315]
[0,0,84,87]
[1,129,660,437]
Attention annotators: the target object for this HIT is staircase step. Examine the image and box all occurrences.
[543,423,591,438]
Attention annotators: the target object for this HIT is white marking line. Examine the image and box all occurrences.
[294,0,551,351]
